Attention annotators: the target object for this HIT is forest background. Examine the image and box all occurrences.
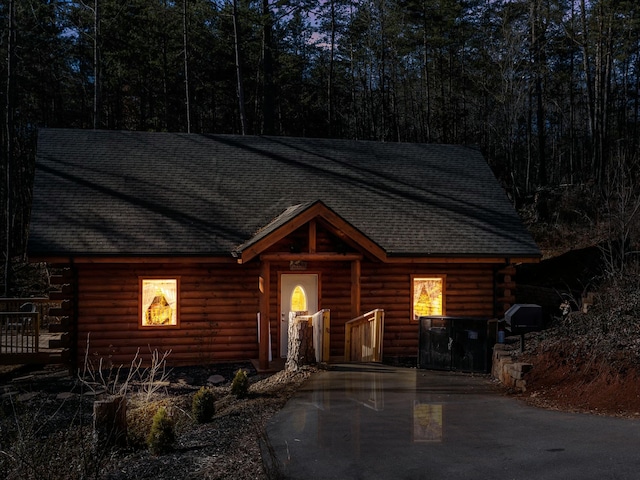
[2,0,640,291]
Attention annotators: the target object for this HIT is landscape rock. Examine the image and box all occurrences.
[207,374,225,385]
[17,392,40,402]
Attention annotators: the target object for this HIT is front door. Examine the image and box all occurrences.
[280,274,318,358]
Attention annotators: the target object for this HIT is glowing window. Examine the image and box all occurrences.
[140,278,179,327]
[291,285,307,312]
[412,277,444,320]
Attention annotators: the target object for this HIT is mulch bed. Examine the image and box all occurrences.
[0,362,315,480]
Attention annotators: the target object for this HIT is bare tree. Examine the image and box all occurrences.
[327,0,336,135]
[578,0,614,183]
[93,0,101,129]
[530,0,548,186]
[183,0,191,133]
[601,152,640,277]
[262,0,275,135]
[4,0,16,296]
[232,0,247,135]
[76,0,102,128]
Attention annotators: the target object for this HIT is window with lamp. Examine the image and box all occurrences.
[140,278,180,328]
[411,276,445,321]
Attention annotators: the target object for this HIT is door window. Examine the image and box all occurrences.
[291,285,307,312]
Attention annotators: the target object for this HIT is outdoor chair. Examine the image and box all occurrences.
[19,302,37,333]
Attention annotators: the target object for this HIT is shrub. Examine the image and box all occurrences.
[231,369,249,398]
[146,407,175,455]
[192,387,215,423]
[128,397,191,449]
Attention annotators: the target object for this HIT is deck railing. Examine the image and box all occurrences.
[0,298,50,355]
[344,309,384,362]
[0,298,54,326]
[0,311,40,353]
[0,298,69,364]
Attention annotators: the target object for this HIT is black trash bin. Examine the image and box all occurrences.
[418,316,490,373]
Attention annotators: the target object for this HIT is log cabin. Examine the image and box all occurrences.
[28,129,540,370]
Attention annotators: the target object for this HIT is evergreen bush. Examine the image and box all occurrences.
[146,406,175,455]
[192,387,215,423]
[231,369,249,398]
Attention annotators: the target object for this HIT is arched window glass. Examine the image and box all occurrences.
[291,285,307,312]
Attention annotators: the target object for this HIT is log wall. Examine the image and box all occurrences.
[269,260,497,361]
[360,263,496,360]
[76,262,261,366]
[72,258,501,366]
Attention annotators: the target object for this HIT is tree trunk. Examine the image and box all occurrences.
[93,395,128,447]
[162,0,169,130]
[327,0,336,136]
[4,0,16,296]
[93,0,101,129]
[183,0,191,133]
[579,0,597,178]
[262,0,274,135]
[531,0,547,186]
[285,316,315,372]
[233,0,247,135]
[422,3,431,142]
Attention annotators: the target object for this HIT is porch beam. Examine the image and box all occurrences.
[260,252,363,262]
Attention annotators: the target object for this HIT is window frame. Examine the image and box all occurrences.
[410,274,446,322]
[139,277,181,329]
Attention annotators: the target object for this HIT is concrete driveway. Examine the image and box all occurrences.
[264,363,640,480]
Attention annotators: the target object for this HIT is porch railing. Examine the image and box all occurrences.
[0,311,40,353]
[0,298,70,365]
[344,309,384,362]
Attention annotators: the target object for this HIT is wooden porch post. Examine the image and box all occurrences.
[351,259,361,319]
[259,260,271,370]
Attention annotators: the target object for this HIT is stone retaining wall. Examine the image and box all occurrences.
[492,344,532,392]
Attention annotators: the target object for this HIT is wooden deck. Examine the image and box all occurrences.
[0,328,66,364]
[0,298,67,365]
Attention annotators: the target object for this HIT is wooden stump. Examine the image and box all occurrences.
[285,317,315,372]
[93,395,128,447]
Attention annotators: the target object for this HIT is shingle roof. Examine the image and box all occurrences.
[29,128,540,259]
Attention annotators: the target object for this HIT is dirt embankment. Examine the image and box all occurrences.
[515,272,640,418]
[511,184,640,418]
